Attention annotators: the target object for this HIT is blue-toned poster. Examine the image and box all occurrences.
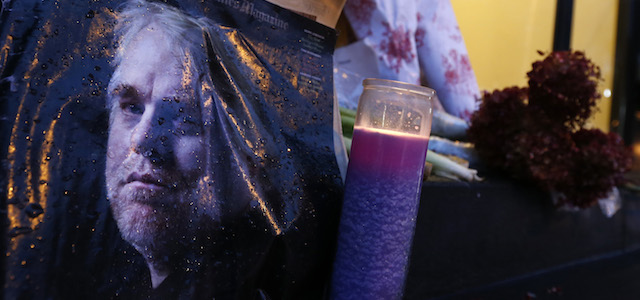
[1,0,343,298]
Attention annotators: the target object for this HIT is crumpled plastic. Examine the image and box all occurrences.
[598,187,622,218]
[553,187,622,217]
[1,0,343,298]
[342,0,480,121]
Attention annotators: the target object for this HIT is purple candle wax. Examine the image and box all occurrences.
[331,126,429,300]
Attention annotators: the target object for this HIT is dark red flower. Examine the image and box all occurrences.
[468,51,631,208]
[527,51,601,129]
[556,129,633,207]
[468,87,528,172]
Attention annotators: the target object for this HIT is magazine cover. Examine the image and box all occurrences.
[1,0,343,298]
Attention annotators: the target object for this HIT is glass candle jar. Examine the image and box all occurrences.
[331,78,434,300]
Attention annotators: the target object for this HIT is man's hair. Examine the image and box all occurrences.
[107,0,214,109]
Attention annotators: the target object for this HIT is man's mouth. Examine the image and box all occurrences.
[126,172,170,190]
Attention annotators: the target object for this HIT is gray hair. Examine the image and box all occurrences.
[107,0,214,109]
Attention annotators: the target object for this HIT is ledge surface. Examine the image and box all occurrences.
[405,177,640,299]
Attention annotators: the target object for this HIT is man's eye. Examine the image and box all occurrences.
[121,103,144,115]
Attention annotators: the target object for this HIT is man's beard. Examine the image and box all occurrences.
[107,175,205,261]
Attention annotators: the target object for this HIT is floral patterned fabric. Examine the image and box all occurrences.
[344,0,480,121]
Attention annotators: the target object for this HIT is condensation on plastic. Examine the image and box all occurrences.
[0,0,343,299]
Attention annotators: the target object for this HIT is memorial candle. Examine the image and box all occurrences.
[331,79,434,300]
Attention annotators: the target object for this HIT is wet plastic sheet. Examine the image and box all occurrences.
[1,0,343,299]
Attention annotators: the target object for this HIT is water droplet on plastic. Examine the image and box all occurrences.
[25,203,44,218]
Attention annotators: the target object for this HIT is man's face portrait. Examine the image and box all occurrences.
[105,14,211,285]
[2,0,345,297]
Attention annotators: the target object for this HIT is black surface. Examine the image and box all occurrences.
[611,0,640,145]
[437,248,640,300]
[553,0,574,51]
[406,177,640,299]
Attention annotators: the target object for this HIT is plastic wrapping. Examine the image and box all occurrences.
[1,0,343,298]
[553,187,622,217]
[598,187,622,218]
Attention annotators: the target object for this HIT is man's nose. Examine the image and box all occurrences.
[131,106,175,166]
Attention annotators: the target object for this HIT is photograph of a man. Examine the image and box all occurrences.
[1,0,343,298]
[105,0,222,290]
